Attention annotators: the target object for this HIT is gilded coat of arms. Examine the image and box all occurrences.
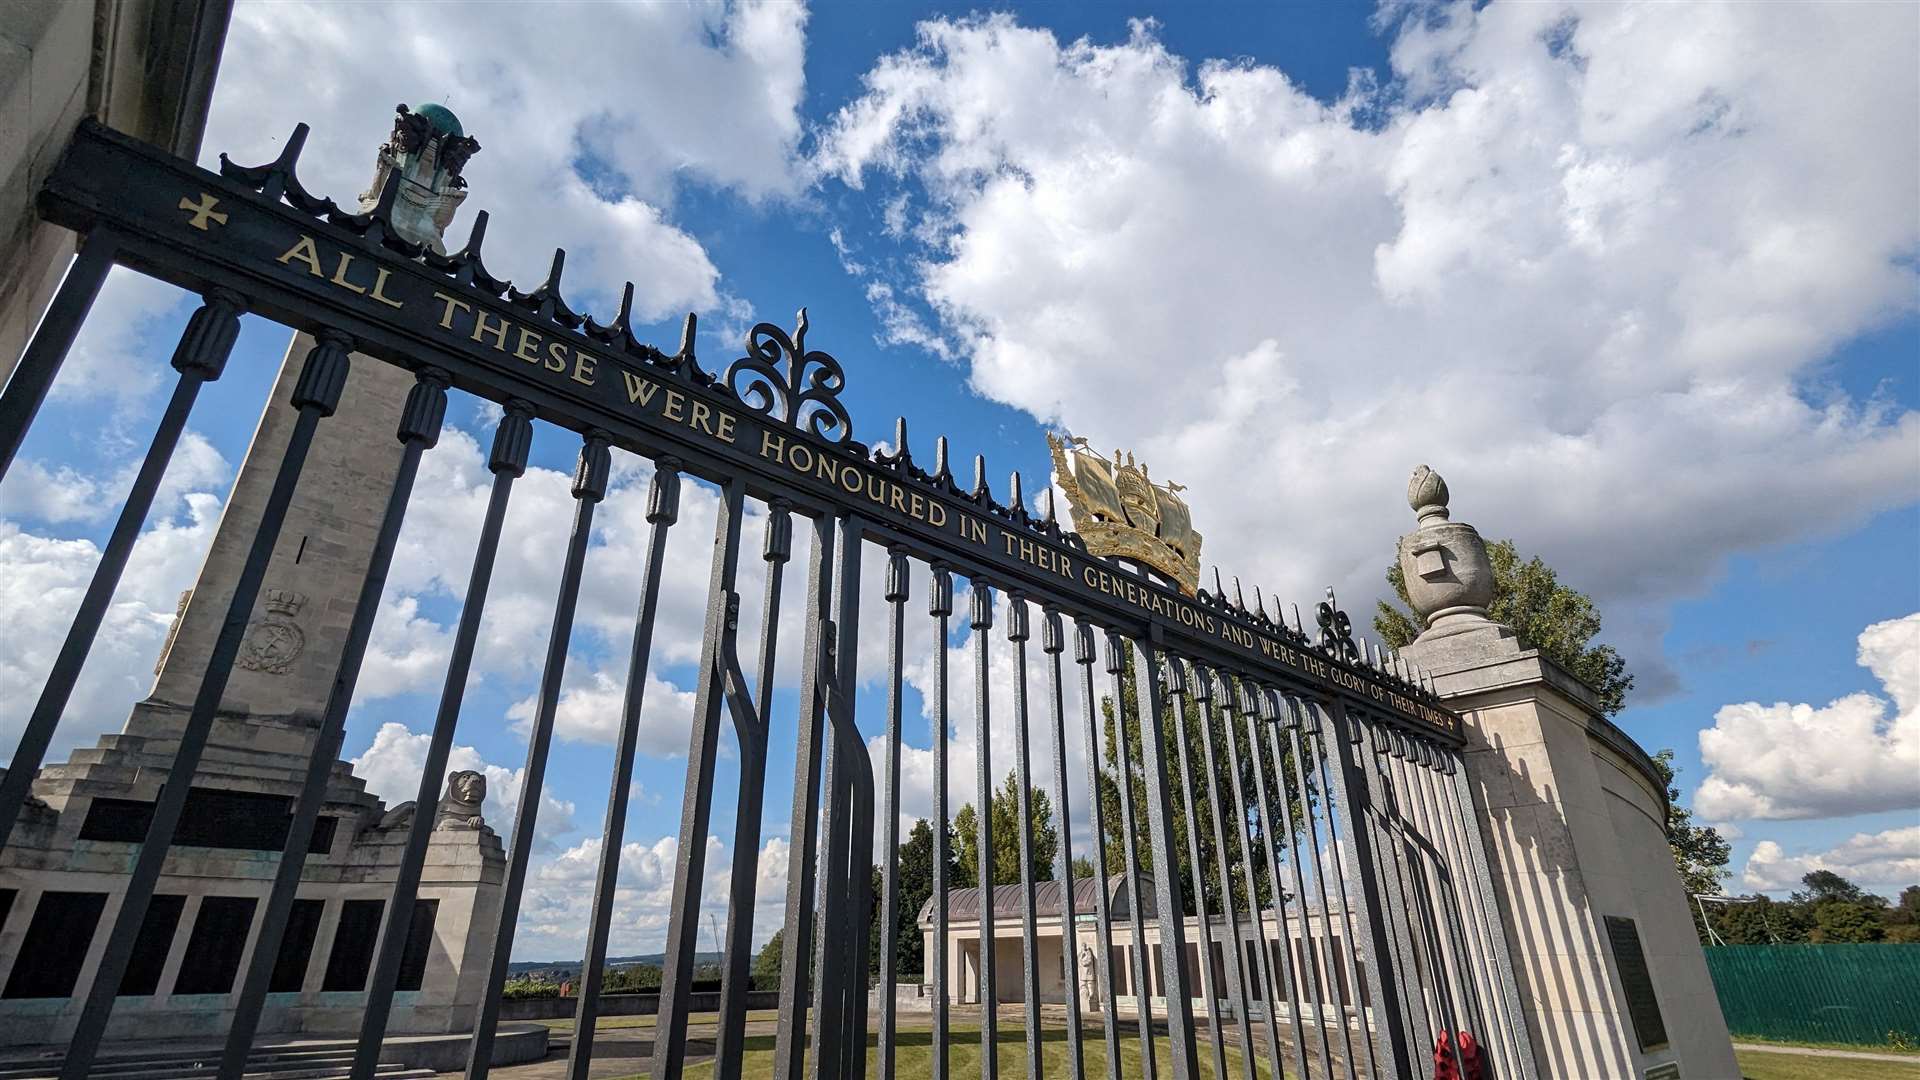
[1047,433,1203,595]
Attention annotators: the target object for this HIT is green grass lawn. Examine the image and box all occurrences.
[539,1008,784,1034]
[1735,1048,1920,1080]
[675,1024,1280,1079]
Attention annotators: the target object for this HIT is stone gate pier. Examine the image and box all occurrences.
[1397,466,1739,1080]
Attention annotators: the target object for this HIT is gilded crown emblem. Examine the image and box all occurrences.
[1047,433,1203,595]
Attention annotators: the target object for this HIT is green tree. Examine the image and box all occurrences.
[1376,539,1634,715]
[888,818,956,977]
[752,929,786,991]
[1071,854,1098,880]
[1794,870,1868,905]
[1096,646,1297,917]
[1649,749,1731,942]
[953,769,1057,887]
[1713,895,1802,945]
[1884,885,1920,943]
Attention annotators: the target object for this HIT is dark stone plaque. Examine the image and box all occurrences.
[1605,914,1669,1052]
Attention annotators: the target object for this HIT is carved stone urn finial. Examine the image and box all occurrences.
[1408,464,1450,527]
[1396,465,1500,643]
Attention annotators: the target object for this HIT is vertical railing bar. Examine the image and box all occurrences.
[1247,685,1315,1080]
[1283,700,1360,1077]
[843,529,877,1078]
[1388,733,1456,1080]
[0,230,120,484]
[343,401,531,1073]
[929,564,955,1080]
[1134,635,1200,1079]
[1269,697,1338,1080]
[1303,709,1381,1080]
[1319,701,1416,1080]
[1389,735,1461,1080]
[1359,717,1432,1080]
[249,367,448,1080]
[878,548,910,1078]
[1405,742,1481,1079]
[1042,609,1086,1080]
[649,477,748,1079]
[59,331,352,1080]
[1443,746,1537,1079]
[1418,747,1507,1080]
[466,428,613,1080]
[716,499,794,1079]
[771,516,836,1080]
[811,517,869,1080]
[1217,678,1292,1080]
[1187,666,1257,1080]
[969,578,999,1080]
[1006,594,1044,1075]
[1164,662,1229,1080]
[0,287,241,857]
[1075,622,1123,1080]
[1104,633,1157,1080]
[566,459,685,1080]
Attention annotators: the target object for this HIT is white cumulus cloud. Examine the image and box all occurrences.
[1742,826,1920,893]
[1696,613,1920,821]
[814,4,1920,699]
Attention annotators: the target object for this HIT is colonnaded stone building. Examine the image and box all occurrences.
[0,104,503,1045]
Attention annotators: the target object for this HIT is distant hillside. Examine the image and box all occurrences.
[507,951,723,976]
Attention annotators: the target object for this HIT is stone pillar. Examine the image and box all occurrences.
[1397,466,1737,1080]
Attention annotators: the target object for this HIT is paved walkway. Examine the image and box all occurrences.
[1734,1041,1920,1064]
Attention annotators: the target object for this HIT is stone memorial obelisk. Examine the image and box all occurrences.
[0,105,507,1049]
[1396,466,1738,1080]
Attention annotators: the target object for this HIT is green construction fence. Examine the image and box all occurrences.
[1703,944,1920,1046]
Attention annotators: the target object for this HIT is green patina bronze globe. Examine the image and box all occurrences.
[412,102,462,138]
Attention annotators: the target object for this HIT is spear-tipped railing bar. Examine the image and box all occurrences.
[715,499,794,1078]
[1418,743,1509,1079]
[1185,665,1258,1080]
[1281,697,1361,1078]
[1105,632,1158,1080]
[343,401,530,1074]
[1041,608,1087,1080]
[236,366,445,1080]
[1076,622,1124,1080]
[1384,732,1459,1080]
[1347,714,1425,1079]
[929,563,956,1080]
[810,518,869,1080]
[652,478,749,1079]
[970,578,1000,1080]
[0,287,240,856]
[1354,720,1428,1075]
[1440,745,1537,1079]
[60,331,351,1080]
[0,230,120,485]
[1136,633,1202,1079]
[1006,593,1046,1073]
[1404,739,1482,1080]
[1300,702,1382,1080]
[1161,661,1229,1080]
[1246,686,1315,1080]
[565,459,685,1080]
[465,430,611,1080]
[878,547,911,1077]
[1215,677,1293,1080]
[772,518,836,1080]
[1267,695,1340,1079]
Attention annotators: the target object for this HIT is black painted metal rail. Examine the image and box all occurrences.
[0,118,1539,1080]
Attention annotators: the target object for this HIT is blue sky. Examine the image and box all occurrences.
[2,0,1916,959]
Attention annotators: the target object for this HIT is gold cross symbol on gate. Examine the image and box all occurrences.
[178,193,229,231]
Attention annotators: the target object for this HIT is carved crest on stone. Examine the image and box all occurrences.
[237,588,306,674]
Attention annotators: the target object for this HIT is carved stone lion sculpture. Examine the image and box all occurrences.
[434,769,487,830]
